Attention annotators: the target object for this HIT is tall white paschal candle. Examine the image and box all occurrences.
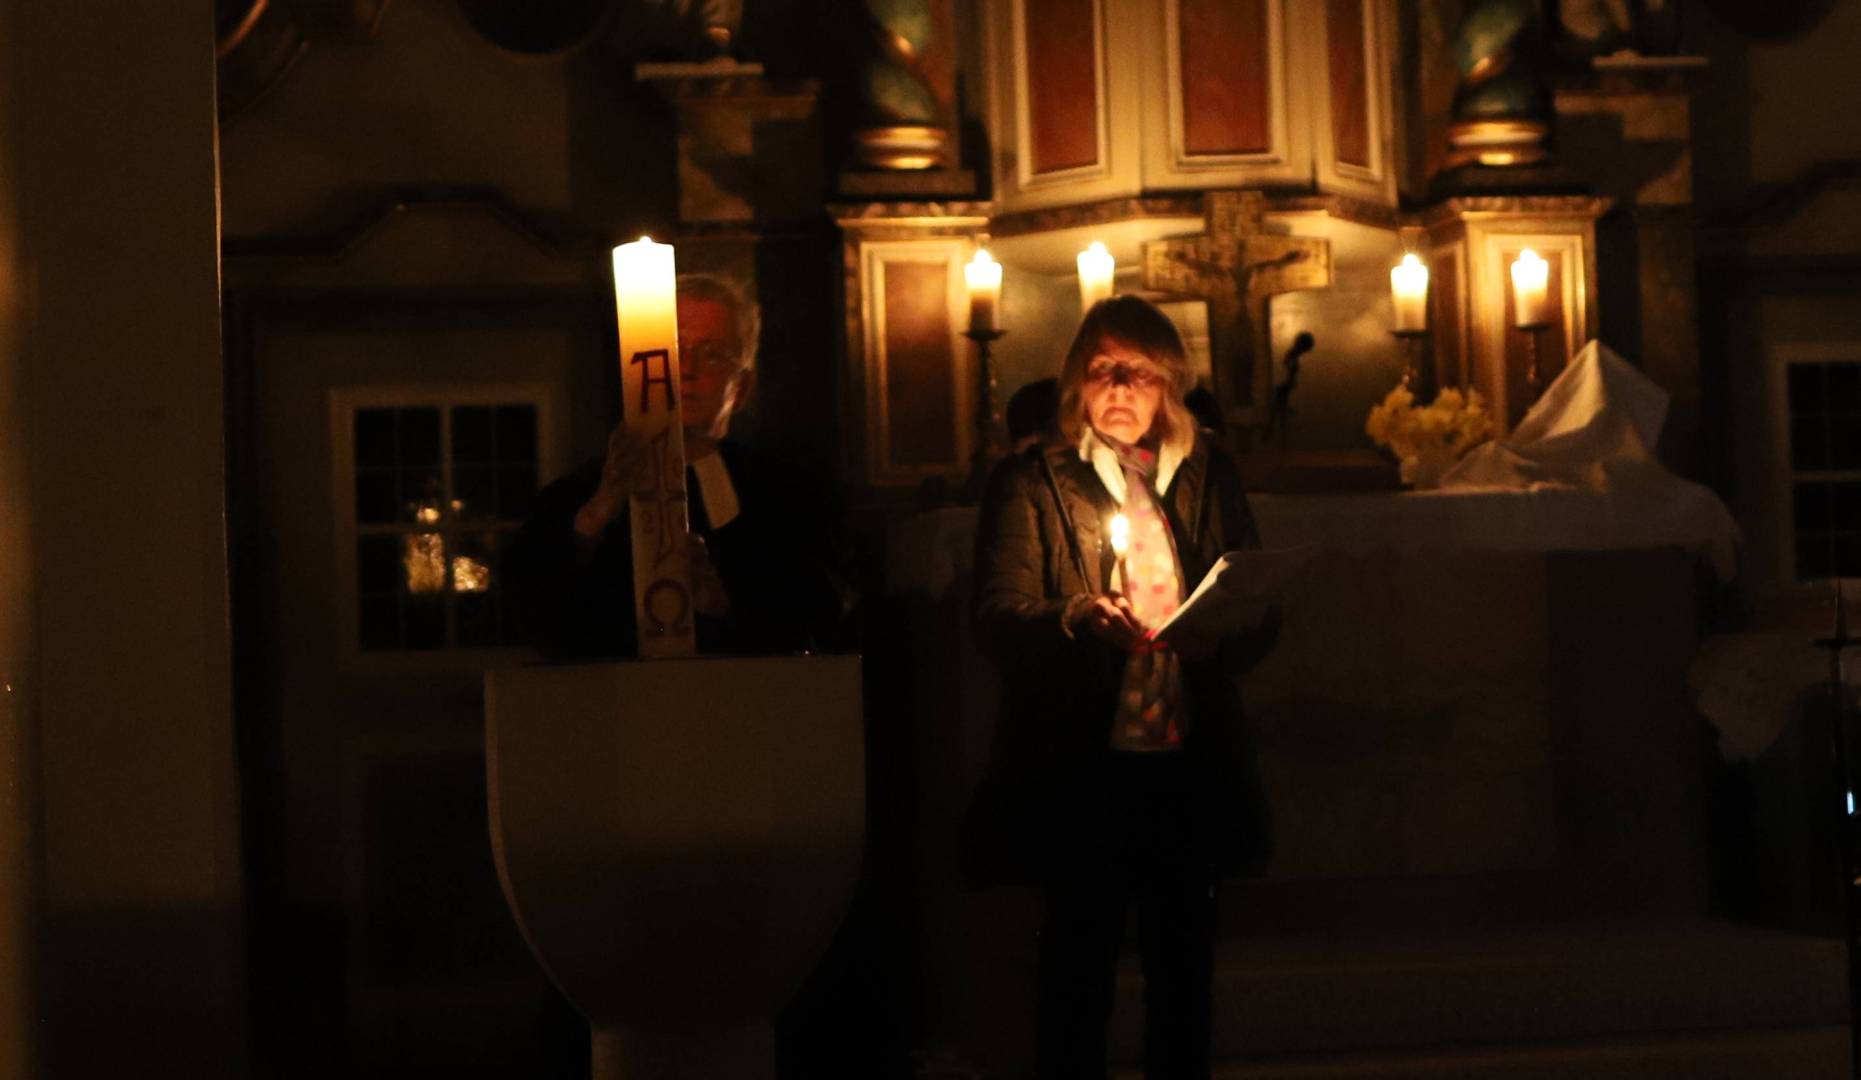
[1077,241,1115,309]
[1510,248,1551,328]
[965,247,1002,334]
[1390,253,1429,333]
[612,236,696,658]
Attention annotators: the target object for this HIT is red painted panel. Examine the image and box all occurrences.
[882,260,958,467]
[1026,0,1101,174]
[1431,252,1463,387]
[1179,0,1271,156]
[1327,0,1371,168]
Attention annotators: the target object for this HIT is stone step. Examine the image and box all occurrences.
[1108,920,1847,1063]
[1111,1025,1851,1080]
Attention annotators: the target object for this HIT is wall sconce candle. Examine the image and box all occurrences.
[1390,253,1430,333]
[965,247,1002,334]
[1510,248,1550,328]
[1077,241,1115,309]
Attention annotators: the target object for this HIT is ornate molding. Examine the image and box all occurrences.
[222,186,611,262]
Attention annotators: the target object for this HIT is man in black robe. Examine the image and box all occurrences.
[511,274,847,660]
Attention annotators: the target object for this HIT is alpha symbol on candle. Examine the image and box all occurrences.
[631,348,677,412]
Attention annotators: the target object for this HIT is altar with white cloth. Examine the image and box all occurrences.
[892,481,1732,903]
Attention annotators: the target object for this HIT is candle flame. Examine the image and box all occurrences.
[1109,512,1130,557]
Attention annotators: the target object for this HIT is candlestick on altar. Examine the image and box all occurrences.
[1077,241,1114,309]
[1509,249,1553,404]
[960,325,1009,502]
[965,247,1002,334]
[959,245,1010,499]
[1390,253,1432,394]
[1109,512,1131,595]
[612,236,696,658]
[1510,249,1550,328]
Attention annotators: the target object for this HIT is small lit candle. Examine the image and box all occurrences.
[1077,241,1115,309]
[1510,248,1550,328]
[1108,512,1131,593]
[1390,253,1429,333]
[965,247,1002,334]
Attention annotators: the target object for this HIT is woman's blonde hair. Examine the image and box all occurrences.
[1056,295,1198,449]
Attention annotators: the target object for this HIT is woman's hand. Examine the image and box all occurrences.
[1074,593,1148,652]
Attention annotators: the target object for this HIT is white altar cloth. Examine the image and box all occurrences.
[1252,481,1739,581]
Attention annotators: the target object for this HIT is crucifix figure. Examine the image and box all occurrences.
[1143,190,1331,431]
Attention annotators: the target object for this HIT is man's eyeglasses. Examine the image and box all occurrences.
[1083,361,1166,390]
[681,341,743,375]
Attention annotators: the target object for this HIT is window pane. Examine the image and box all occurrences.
[402,533,447,594]
[1790,363,1827,415]
[456,593,500,648]
[452,406,494,464]
[1795,483,1832,534]
[359,594,401,651]
[401,468,444,524]
[399,408,441,467]
[1838,535,1861,579]
[1829,363,1861,411]
[496,406,538,463]
[356,468,396,525]
[1792,416,1828,471]
[1836,482,1861,532]
[451,532,498,596]
[403,595,447,649]
[358,535,402,594]
[356,409,397,468]
[452,466,494,521]
[1831,415,1861,470]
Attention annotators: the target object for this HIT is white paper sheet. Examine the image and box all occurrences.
[1153,546,1312,653]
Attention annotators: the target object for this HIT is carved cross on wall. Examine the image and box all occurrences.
[1143,190,1332,429]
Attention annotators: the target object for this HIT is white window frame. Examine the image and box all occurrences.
[1767,342,1861,587]
[330,383,562,671]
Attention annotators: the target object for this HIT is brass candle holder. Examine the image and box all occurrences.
[962,327,1007,499]
[1393,327,1431,398]
[1514,320,1552,404]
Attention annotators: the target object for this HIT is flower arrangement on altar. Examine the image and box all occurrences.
[1365,385,1496,488]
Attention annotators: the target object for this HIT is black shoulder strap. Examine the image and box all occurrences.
[1037,453,1092,586]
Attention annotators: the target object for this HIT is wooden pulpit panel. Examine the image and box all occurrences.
[1326,0,1371,169]
[1177,0,1271,157]
[1430,241,1469,389]
[1311,0,1394,205]
[1023,0,1102,176]
[881,260,961,467]
[856,239,972,486]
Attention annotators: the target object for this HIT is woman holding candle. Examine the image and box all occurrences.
[967,295,1279,1079]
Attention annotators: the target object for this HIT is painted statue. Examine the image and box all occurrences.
[1445,0,1554,168]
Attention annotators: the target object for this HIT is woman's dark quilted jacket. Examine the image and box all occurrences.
[964,433,1279,885]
